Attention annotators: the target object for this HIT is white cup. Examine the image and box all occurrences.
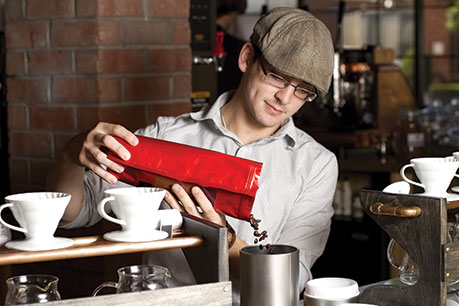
[454,152,459,179]
[400,157,459,197]
[0,192,71,244]
[304,277,359,306]
[97,187,166,241]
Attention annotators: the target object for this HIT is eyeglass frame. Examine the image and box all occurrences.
[253,45,318,103]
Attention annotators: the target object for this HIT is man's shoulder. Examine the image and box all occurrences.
[293,127,334,155]
[136,112,194,137]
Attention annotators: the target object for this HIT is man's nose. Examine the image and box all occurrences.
[274,85,295,104]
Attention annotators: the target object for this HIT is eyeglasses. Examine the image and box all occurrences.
[259,59,317,102]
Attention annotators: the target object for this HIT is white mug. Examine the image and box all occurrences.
[304,277,360,306]
[400,157,459,197]
[97,187,166,241]
[0,192,71,244]
[454,152,459,178]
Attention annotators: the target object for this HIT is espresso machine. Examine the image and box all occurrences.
[329,46,377,131]
[294,46,379,145]
[294,45,416,150]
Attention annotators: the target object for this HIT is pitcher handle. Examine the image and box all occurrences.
[0,204,27,234]
[386,238,402,270]
[92,281,118,296]
[400,163,424,189]
[97,197,126,226]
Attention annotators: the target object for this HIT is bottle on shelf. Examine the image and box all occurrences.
[352,195,364,220]
[333,180,343,217]
[396,108,425,161]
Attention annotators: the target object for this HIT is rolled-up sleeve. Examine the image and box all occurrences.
[62,170,129,229]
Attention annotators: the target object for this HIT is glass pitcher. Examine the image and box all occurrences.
[93,265,171,296]
[5,274,61,305]
[387,216,459,287]
[386,238,418,285]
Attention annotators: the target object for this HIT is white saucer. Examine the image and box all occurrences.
[103,230,168,243]
[6,237,74,251]
[452,186,459,194]
[414,192,459,202]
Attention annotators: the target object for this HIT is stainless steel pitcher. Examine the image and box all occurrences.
[240,245,299,306]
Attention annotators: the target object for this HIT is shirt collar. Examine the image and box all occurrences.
[190,91,299,147]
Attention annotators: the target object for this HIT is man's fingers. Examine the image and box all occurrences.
[171,184,200,216]
[192,186,224,225]
[164,190,184,212]
[90,164,118,184]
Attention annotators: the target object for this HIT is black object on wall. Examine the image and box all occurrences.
[0,32,10,201]
[189,0,217,111]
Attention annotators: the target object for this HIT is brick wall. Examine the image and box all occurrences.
[423,0,453,83]
[5,0,192,193]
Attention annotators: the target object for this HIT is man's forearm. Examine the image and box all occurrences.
[228,236,248,279]
[46,150,85,224]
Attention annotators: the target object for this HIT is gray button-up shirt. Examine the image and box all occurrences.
[67,91,338,302]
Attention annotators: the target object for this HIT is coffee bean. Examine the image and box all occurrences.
[249,214,273,252]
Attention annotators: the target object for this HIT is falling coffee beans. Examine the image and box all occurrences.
[249,214,272,252]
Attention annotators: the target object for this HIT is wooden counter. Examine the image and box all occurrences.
[0,214,232,306]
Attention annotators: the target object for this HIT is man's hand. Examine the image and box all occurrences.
[67,122,138,184]
[164,183,226,227]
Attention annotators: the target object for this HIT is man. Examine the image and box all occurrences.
[47,7,337,304]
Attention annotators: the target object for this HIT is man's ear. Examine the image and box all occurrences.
[238,42,256,73]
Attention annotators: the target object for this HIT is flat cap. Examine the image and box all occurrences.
[250,7,334,94]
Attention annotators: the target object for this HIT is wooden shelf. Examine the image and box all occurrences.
[0,232,203,266]
[0,214,232,305]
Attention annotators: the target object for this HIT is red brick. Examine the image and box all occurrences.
[75,50,98,74]
[30,106,75,130]
[125,76,169,101]
[149,0,189,17]
[77,107,99,130]
[97,21,121,45]
[77,106,147,131]
[7,105,28,129]
[172,21,191,45]
[96,49,146,73]
[9,158,29,183]
[53,77,98,103]
[9,131,53,158]
[98,0,143,16]
[29,50,73,75]
[124,21,169,45]
[98,105,148,131]
[30,160,54,184]
[172,75,191,98]
[97,78,122,103]
[27,0,73,19]
[7,78,49,104]
[149,102,191,122]
[150,49,191,72]
[5,23,47,48]
[56,77,122,103]
[5,0,23,22]
[76,0,97,17]
[52,21,120,47]
[6,51,26,76]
